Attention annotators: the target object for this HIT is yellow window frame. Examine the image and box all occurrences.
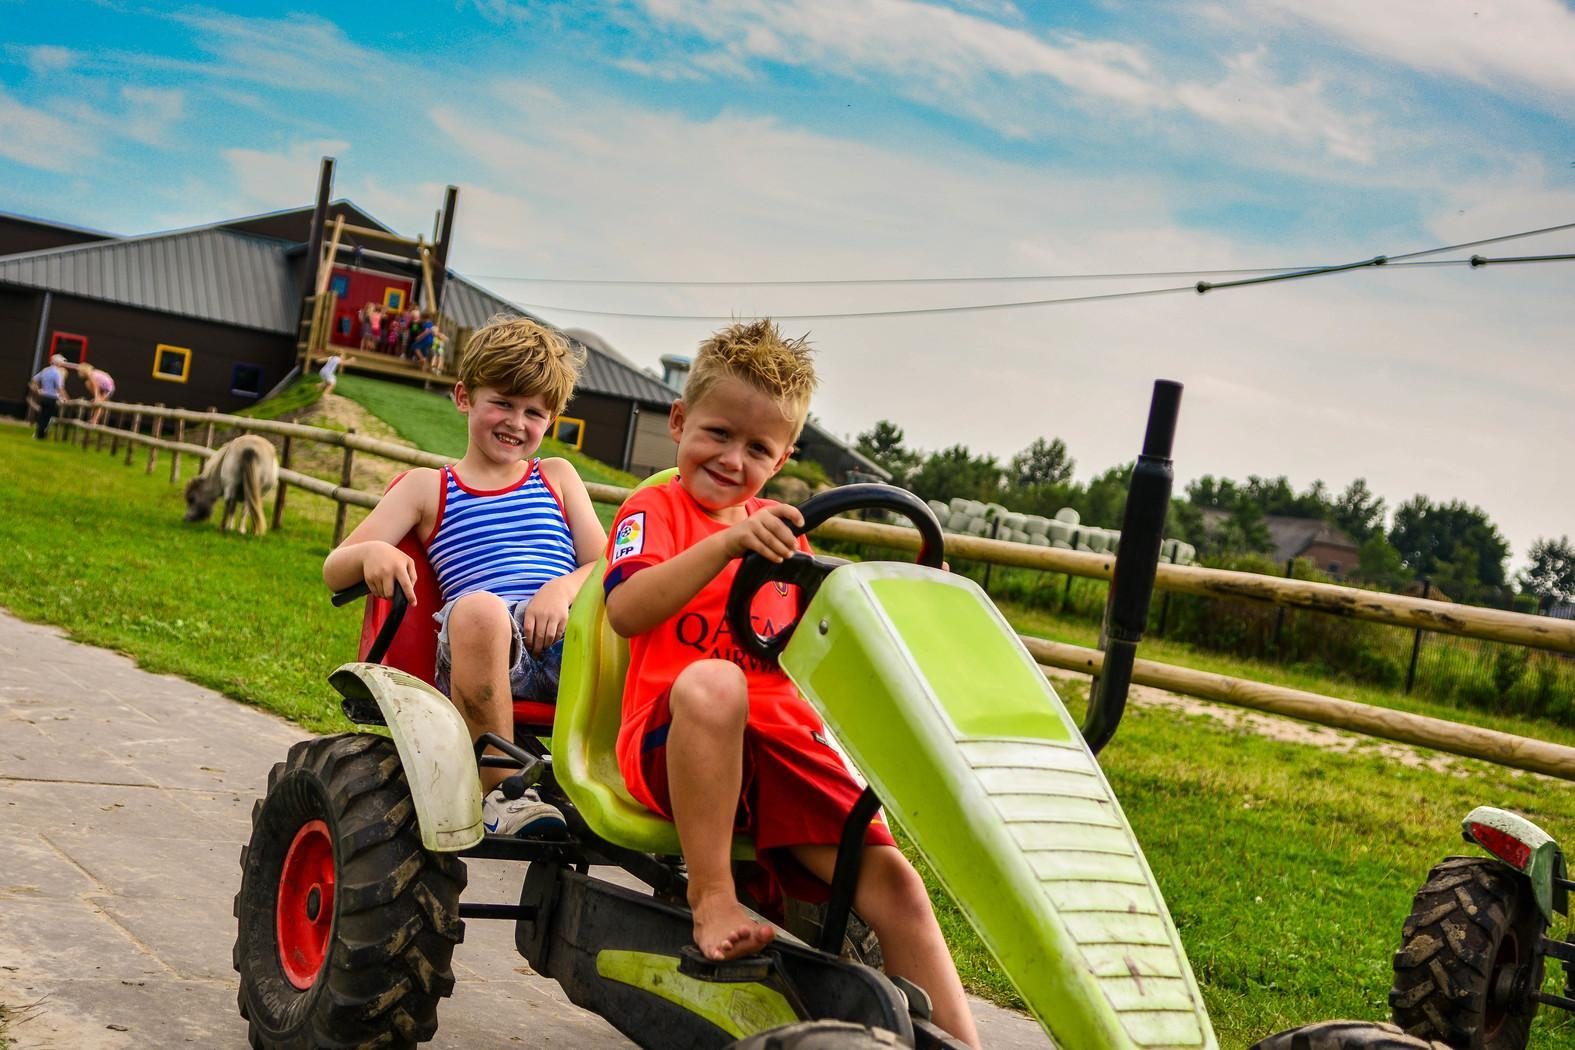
[382,287,406,310]
[153,344,192,383]
[553,416,586,450]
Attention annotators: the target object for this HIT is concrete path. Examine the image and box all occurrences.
[0,611,1051,1049]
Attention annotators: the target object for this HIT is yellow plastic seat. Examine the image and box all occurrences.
[553,469,752,859]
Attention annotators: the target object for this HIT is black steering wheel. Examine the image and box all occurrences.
[725,484,945,665]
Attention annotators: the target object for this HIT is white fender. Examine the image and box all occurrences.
[329,662,484,852]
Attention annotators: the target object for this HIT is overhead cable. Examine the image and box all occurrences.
[511,252,1574,322]
[469,220,1575,289]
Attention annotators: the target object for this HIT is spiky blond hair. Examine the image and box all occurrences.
[684,320,818,439]
[458,315,585,414]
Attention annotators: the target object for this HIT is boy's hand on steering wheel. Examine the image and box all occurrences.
[362,542,418,606]
[520,577,573,655]
[724,503,803,563]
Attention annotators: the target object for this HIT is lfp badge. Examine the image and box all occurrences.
[613,512,645,561]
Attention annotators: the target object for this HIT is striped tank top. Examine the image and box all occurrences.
[426,462,577,604]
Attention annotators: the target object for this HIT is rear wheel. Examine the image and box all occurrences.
[1389,856,1546,1050]
[1251,1020,1452,1050]
[784,899,884,971]
[233,733,467,1049]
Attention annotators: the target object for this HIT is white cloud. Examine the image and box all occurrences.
[162,9,386,93]
[218,139,352,214]
[21,44,78,75]
[119,85,186,145]
[1253,0,1575,103]
[621,0,1384,163]
[1173,49,1376,164]
[0,86,97,172]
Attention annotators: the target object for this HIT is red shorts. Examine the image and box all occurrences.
[632,688,896,905]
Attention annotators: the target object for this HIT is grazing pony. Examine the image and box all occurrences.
[184,435,279,536]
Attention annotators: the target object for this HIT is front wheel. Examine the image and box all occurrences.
[1389,856,1546,1050]
[1251,1020,1452,1050]
[233,733,467,1049]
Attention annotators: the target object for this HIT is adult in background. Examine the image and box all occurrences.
[78,362,115,425]
[28,353,70,439]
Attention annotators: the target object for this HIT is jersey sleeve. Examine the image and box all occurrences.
[604,485,677,594]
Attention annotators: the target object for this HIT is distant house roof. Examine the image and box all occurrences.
[0,225,300,334]
[0,211,119,257]
[1197,508,1359,564]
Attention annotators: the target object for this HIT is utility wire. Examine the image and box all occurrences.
[470,220,1575,289]
[510,252,1574,322]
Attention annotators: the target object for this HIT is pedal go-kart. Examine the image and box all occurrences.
[1382,807,1574,1050]
[231,380,1405,1050]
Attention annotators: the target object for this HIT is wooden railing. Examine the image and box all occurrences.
[55,398,1575,780]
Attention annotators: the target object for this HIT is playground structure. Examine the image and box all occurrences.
[295,158,474,386]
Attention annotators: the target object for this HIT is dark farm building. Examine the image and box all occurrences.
[0,204,881,482]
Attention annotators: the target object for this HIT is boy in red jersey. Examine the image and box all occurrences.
[604,321,981,1048]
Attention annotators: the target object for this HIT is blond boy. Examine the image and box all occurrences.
[603,320,981,1048]
[324,318,607,836]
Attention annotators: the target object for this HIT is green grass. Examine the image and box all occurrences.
[237,375,327,420]
[4,423,1573,1048]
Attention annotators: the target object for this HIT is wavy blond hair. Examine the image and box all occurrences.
[684,320,818,439]
[458,315,585,414]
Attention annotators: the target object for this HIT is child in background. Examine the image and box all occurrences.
[602,320,981,1048]
[77,362,115,425]
[324,317,607,836]
[318,353,349,393]
[358,303,383,353]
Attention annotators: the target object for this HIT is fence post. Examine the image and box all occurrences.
[982,518,1001,593]
[108,411,120,456]
[125,411,141,465]
[1405,576,1432,694]
[145,405,163,474]
[1155,549,1174,637]
[272,435,293,532]
[95,409,107,452]
[170,418,186,483]
[1272,557,1294,654]
[204,407,217,449]
[332,428,356,547]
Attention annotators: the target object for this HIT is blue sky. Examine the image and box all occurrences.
[4,1,1573,566]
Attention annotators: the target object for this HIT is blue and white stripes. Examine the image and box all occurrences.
[427,463,577,604]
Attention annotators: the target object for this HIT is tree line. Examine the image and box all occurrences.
[854,421,1575,612]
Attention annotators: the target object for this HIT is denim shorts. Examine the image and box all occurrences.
[432,596,564,703]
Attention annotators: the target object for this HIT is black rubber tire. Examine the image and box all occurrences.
[1389,856,1546,1050]
[233,733,468,1049]
[727,1019,903,1048]
[784,899,885,971]
[1251,1019,1453,1050]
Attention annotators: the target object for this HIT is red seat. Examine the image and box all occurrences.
[357,472,556,733]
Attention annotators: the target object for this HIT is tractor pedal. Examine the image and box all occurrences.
[677,944,774,983]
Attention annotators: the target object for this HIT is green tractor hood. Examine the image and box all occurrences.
[781,562,1216,1050]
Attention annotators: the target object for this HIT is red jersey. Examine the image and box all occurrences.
[606,478,817,809]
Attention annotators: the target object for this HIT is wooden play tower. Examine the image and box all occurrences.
[296,157,469,385]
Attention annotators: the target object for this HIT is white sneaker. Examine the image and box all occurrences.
[482,787,566,838]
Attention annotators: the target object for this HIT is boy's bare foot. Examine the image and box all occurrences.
[691,888,775,961]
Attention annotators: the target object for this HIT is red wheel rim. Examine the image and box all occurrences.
[1483,927,1521,1039]
[276,818,335,990]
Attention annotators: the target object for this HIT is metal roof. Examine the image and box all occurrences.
[0,227,299,334]
[441,274,678,406]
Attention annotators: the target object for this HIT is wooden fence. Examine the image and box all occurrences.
[55,398,1575,781]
